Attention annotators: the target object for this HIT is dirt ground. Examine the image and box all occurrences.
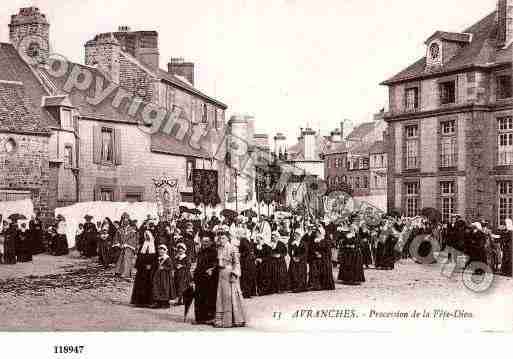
[1,253,512,332]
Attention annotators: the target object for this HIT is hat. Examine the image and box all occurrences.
[84,214,93,220]
[471,222,483,231]
[177,243,187,251]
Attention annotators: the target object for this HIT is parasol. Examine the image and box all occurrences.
[8,213,27,222]
[241,209,257,218]
[182,285,195,322]
[221,208,237,219]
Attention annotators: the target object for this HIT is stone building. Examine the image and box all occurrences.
[323,112,388,210]
[0,7,228,218]
[381,1,513,225]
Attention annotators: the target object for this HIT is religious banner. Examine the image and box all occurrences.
[192,169,220,206]
[153,177,181,221]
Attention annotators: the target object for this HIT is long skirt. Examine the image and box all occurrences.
[4,239,16,264]
[17,242,33,262]
[194,273,218,323]
[361,243,373,267]
[54,235,69,256]
[375,242,384,268]
[131,267,154,307]
[115,248,136,278]
[214,266,246,328]
[98,240,112,266]
[240,256,257,298]
[174,267,191,299]
[338,247,365,284]
[259,258,288,295]
[152,269,176,301]
[288,259,307,292]
[308,258,335,291]
[382,240,396,270]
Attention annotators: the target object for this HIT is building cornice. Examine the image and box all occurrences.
[384,102,513,122]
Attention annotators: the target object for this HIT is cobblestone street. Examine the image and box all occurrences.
[1,254,512,332]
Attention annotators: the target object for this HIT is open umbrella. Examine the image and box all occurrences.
[188,208,202,215]
[8,213,27,222]
[241,209,257,218]
[420,207,442,223]
[182,285,195,322]
[221,209,237,219]
[179,206,189,214]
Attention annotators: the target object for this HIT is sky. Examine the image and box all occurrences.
[0,0,497,144]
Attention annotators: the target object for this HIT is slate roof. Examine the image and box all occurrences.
[0,43,55,134]
[43,62,214,158]
[157,69,227,109]
[369,140,385,154]
[323,141,348,155]
[382,11,506,85]
[345,121,376,140]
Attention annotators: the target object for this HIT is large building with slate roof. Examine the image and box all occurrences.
[381,1,513,225]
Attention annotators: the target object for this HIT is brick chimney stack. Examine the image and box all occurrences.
[9,7,50,65]
[168,58,195,86]
[498,0,513,47]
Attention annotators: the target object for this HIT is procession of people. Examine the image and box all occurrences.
[1,205,513,328]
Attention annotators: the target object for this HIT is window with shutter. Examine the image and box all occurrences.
[93,125,102,164]
[114,128,122,165]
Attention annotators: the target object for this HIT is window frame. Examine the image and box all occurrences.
[497,117,513,166]
[496,74,512,100]
[498,180,513,226]
[404,181,420,217]
[439,80,457,105]
[63,144,73,169]
[100,127,114,165]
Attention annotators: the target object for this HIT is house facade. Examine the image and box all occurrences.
[382,1,513,225]
[0,7,228,219]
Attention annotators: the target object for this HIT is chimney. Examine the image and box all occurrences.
[340,121,345,140]
[134,31,159,70]
[274,133,287,157]
[498,0,513,47]
[302,128,316,161]
[168,57,195,86]
[9,7,50,65]
[330,129,341,143]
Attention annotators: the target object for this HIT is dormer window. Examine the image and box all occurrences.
[61,108,73,129]
[429,43,440,61]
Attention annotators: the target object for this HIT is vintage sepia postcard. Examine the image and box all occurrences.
[0,0,512,352]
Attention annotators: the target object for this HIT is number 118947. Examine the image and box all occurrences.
[54,346,85,354]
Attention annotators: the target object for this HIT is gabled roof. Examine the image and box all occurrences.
[382,11,506,85]
[346,121,375,140]
[157,69,227,109]
[350,141,374,156]
[369,140,385,154]
[424,31,472,45]
[0,43,55,134]
[43,61,215,159]
[323,140,348,155]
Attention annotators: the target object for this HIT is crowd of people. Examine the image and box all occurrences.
[1,207,512,328]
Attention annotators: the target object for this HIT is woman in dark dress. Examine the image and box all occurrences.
[238,233,257,298]
[308,228,335,291]
[359,226,373,268]
[263,232,288,294]
[82,215,98,258]
[338,227,365,285]
[29,215,44,255]
[254,234,269,296]
[152,244,176,308]
[288,229,308,292]
[4,221,18,264]
[16,223,32,262]
[98,218,115,267]
[501,219,513,277]
[173,242,192,305]
[131,229,158,307]
[193,232,218,324]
